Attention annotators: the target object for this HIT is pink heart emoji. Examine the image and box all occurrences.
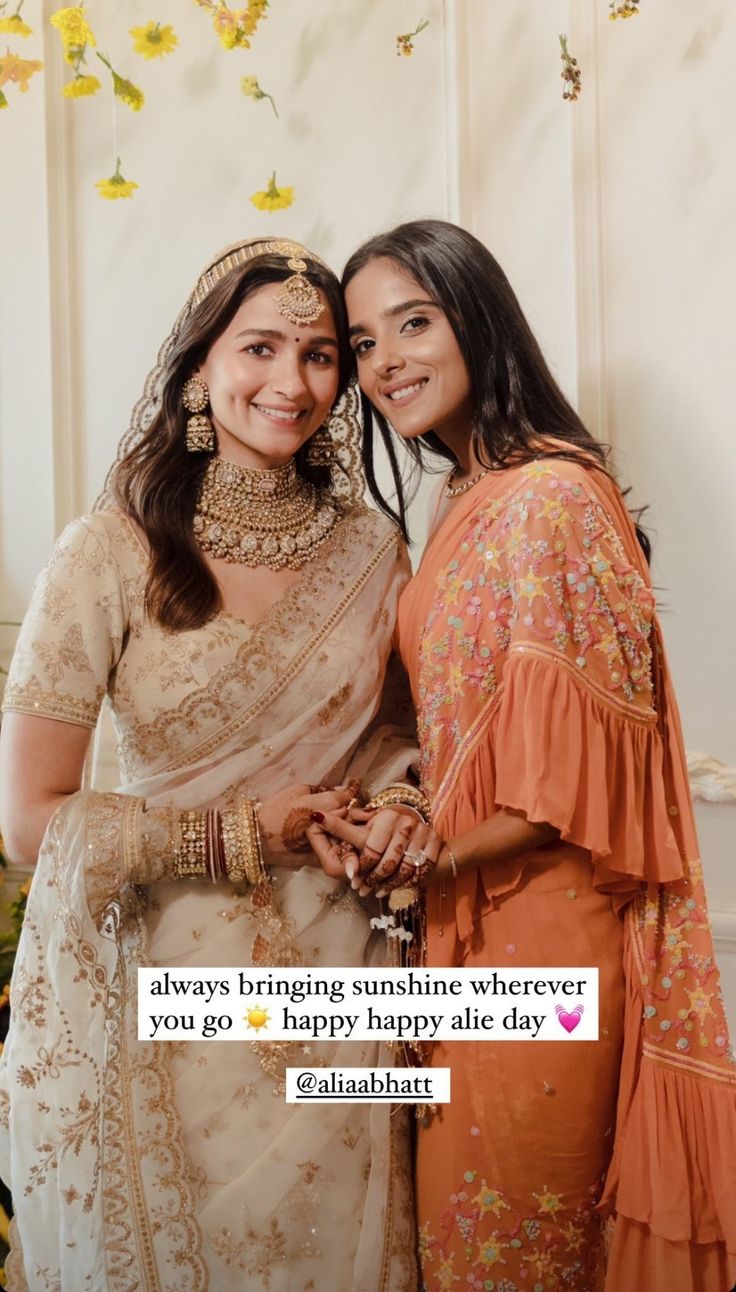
[555,1004,584,1034]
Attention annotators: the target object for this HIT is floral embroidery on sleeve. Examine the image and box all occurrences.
[2,514,128,729]
[415,462,656,796]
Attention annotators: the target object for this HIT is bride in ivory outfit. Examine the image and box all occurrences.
[0,237,420,1291]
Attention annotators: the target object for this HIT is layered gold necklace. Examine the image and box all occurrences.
[193,457,339,569]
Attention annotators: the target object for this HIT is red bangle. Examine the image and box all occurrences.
[206,808,228,882]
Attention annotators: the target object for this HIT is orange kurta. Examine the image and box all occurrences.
[397,457,736,1292]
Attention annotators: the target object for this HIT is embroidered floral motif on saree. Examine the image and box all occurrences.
[0,503,419,1290]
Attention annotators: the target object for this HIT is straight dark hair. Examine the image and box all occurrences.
[113,256,353,631]
[342,219,649,560]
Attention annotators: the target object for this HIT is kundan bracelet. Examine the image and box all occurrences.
[174,809,209,879]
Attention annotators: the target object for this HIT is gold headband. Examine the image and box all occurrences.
[190,237,325,325]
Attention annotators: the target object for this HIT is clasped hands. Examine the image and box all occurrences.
[257,781,443,893]
[308,797,444,897]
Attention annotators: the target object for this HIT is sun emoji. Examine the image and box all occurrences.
[244,1004,270,1031]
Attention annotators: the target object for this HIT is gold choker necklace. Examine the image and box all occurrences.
[193,457,339,569]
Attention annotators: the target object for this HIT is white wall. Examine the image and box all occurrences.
[1,0,734,1014]
[1,0,450,595]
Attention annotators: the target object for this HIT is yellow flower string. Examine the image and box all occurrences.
[396,18,429,57]
[0,1,32,38]
[50,3,99,96]
[250,170,294,213]
[609,0,640,17]
[130,21,178,61]
[241,73,278,117]
[95,156,138,200]
[50,4,95,64]
[559,34,581,102]
[193,0,268,52]
[96,51,144,111]
[0,48,43,95]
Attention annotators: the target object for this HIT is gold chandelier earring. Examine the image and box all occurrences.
[182,375,215,453]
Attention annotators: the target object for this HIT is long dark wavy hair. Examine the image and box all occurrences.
[113,255,353,631]
[342,219,649,560]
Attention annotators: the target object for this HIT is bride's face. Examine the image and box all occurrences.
[197,283,340,469]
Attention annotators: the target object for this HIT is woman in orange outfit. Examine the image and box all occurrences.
[337,219,736,1292]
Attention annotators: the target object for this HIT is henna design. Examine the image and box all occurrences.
[281,807,314,854]
[381,860,418,893]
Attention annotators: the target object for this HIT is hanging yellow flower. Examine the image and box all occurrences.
[112,71,144,109]
[240,0,268,38]
[62,71,100,97]
[0,49,43,93]
[130,21,178,60]
[609,0,640,16]
[50,4,96,72]
[97,52,145,110]
[213,7,246,50]
[50,5,95,52]
[396,18,429,57]
[194,1,268,51]
[250,171,294,213]
[0,7,32,38]
[241,73,278,116]
[95,157,139,200]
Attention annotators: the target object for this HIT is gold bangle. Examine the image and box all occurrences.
[365,784,431,823]
[174,810,208,879]
[237,798,267,888]
[447,848,459,880]
[251,802,267,887]
[221,807,247,884]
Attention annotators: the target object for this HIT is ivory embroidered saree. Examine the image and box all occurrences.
[397,457,736,1292]
[0,504,418,1291]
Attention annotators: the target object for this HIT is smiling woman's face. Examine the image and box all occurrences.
[197,282,340,469]
[344,256,473,447]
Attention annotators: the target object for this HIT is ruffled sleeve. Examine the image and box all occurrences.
[2,513,128,729]
[488,459,686,888]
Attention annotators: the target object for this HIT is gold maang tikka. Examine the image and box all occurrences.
[271,240,324,326]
